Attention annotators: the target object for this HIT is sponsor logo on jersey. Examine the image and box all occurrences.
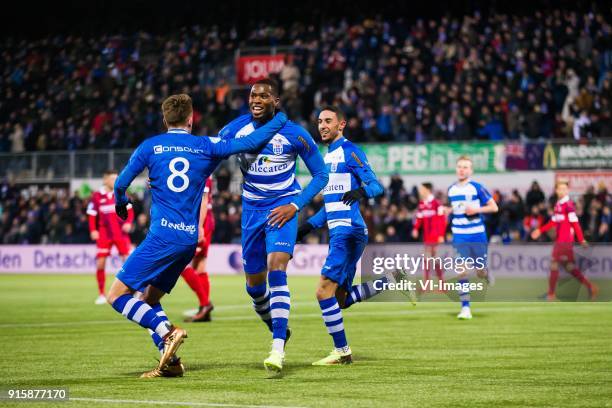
[160,217,197,234]
[330,162,338,172]
[154,145,204,155]
[323,184,346,193]
[247,157,290,174]
[274,241,291,247]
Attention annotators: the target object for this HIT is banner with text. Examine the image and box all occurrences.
[2,244,611,283]
[543,142,612,170]
[298,142,505,176]
[236,54,287,85]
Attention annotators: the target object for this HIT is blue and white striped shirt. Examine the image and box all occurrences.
[219,114,328,210]
[447,180,492,239]
[307,137,383,235]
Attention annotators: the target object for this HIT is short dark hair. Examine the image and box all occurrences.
[104,169,118,176]
[320,105,345,121]
[253,78,280,97]
[421,182,433,192]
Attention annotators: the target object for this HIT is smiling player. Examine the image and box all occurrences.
[218,78,328,376]
[297,106,384,365]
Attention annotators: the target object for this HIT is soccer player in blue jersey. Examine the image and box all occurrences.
[447,156,498,320]
[296,106,384,365]
[107,94,287,377]
[218,78,328,376]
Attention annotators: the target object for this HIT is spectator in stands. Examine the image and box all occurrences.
[1,6,610,150]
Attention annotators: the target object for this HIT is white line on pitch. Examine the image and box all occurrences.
[70,397,307,408]
[0,304,605,329]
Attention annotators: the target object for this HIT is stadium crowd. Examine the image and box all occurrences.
[1,178,610,245]
[1,7,611,153]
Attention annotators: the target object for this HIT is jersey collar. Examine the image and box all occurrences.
[558,195,570,204]
[328,136,346,152]
[167,128,190,134]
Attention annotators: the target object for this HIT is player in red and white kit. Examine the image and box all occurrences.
[181,176,215,322]
[87,169,133,304]
[411,182,446,289]
[531,180,598,301]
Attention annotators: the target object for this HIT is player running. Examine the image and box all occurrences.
[296,106,384,365]
[530,180,598,300]
[219,78,328,376]
[447,156,498,320]
[181,176,215,322]
[107,94,287,378]
[411,182,446,290]
[87,169,133,304]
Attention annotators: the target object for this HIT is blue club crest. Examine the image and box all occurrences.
[272,141,283,155]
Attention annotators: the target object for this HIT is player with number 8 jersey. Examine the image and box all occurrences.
[105,94,287,378]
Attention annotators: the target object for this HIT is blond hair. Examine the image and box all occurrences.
[456,155,472,165]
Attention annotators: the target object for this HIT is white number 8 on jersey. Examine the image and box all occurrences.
[167,157,190,192]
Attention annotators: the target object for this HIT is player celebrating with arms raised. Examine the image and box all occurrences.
[107,94,287,378]
[219,78,328,376]
[447,156,498,320]
[530,180,598,300]
[87,169,133,304]
[297,106,384,365]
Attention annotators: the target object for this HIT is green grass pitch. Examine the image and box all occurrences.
[1,274,611,408]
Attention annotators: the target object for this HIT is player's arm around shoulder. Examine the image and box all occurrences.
[206,112,287,158]
[217,114,251,140]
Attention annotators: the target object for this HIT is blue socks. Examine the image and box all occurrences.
[319,297,347,349]
[269,270,290,353]
[246,282,273,332]
[147,303,169,352]
[459,278,470,307]
[111,294,170,338]
[344,276,388,308]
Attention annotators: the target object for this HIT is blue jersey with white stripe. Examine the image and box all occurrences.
[306,137,384,235]
[447,180,492,241]
[219,114,328,210]
[114,114,286,246]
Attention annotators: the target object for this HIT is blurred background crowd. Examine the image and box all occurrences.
[1,5,611,153]
[1,1,611,247]
[1,177,610,245]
